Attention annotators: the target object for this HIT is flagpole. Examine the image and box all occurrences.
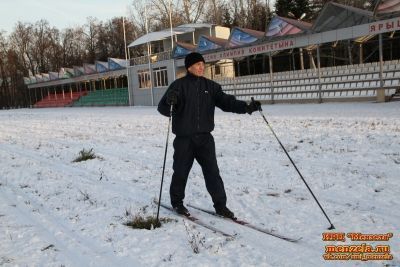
[169,0,176,80]
[145,4,155,106]
[123,16,132,106]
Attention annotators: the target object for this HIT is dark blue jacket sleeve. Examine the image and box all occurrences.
[157,89,171,117]
[214,84,247,114]
[157,81,182,117]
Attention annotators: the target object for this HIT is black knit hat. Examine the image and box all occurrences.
[184,52,205,69]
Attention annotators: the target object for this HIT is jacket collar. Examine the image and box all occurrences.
[186,72,202,81]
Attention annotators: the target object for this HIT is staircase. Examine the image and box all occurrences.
[34,91,87,108]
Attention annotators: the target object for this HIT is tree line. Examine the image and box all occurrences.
[0,0,375,108]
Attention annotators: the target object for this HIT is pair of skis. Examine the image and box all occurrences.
[160,202,301,242]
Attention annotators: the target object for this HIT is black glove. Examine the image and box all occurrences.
[167,90,178,105]
[246,100,261,114]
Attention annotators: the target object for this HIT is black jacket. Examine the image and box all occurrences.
[158,73,247,136]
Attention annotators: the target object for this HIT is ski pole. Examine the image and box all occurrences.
[156,104,174,224]
[251,97,335,230]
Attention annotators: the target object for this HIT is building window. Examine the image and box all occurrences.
[138,70,151,89]
[215,64,221,75]
[153,67,168,88]
[138,67,168,89]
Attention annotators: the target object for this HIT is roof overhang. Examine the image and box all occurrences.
[128,24,215,48]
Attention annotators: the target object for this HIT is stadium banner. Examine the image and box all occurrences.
[173,45,192,57]
[108,58,128,70]
[197,36,222,52]
[266,17,303,37]
[96,61,109,72]
[73,66,84,76]
[83,63,96,74]
[228,28,259,48]
[201,38,296,63]
[368,16,400,33]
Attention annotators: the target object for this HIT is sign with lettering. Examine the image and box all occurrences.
[203,39,296,62]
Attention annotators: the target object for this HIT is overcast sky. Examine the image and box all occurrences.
[0,0,132,34]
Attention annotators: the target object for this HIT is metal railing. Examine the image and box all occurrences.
[130,50,173,66]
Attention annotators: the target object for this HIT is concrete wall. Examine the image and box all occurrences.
[128,60,176,106]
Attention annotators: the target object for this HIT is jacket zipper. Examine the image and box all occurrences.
[196,79,200,131]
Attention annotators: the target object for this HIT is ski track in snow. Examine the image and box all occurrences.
[0,183,135,267]
[0,103,399,267]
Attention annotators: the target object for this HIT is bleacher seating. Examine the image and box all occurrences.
[34,91,86,108]
[72,88,129,107]
[216,59,400,102]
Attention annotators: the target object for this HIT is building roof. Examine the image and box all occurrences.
[177,23,214,29]
[128,24,214,48]
[312,2,374,32]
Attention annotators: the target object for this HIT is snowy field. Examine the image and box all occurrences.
[0,102,399,267]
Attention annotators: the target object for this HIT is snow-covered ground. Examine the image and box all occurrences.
[0,102,399,267]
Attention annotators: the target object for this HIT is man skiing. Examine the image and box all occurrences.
[158,52,261,219]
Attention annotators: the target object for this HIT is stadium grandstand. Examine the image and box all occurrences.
[26,0,400,107]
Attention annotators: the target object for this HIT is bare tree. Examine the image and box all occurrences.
[230,0,247,28]
[97,21,110,61]
[106,17,136,59]
[46,27,62,71]
[246,0,271,31]
[129,0,207,31]
[84,17,100,63]
[181,0,208,23]
[61,27,86,67]
[128,1,148,34]
[31,20,51,73]
[204,0,228,25]
[0,30,28,108]
[9,22,35,75]
[0,31,9,107]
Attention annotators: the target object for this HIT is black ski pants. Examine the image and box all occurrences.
[170,133,227,209]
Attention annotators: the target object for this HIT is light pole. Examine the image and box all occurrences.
[169,0,176,80]
[123,16,133,106]
[145,4,154,106]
